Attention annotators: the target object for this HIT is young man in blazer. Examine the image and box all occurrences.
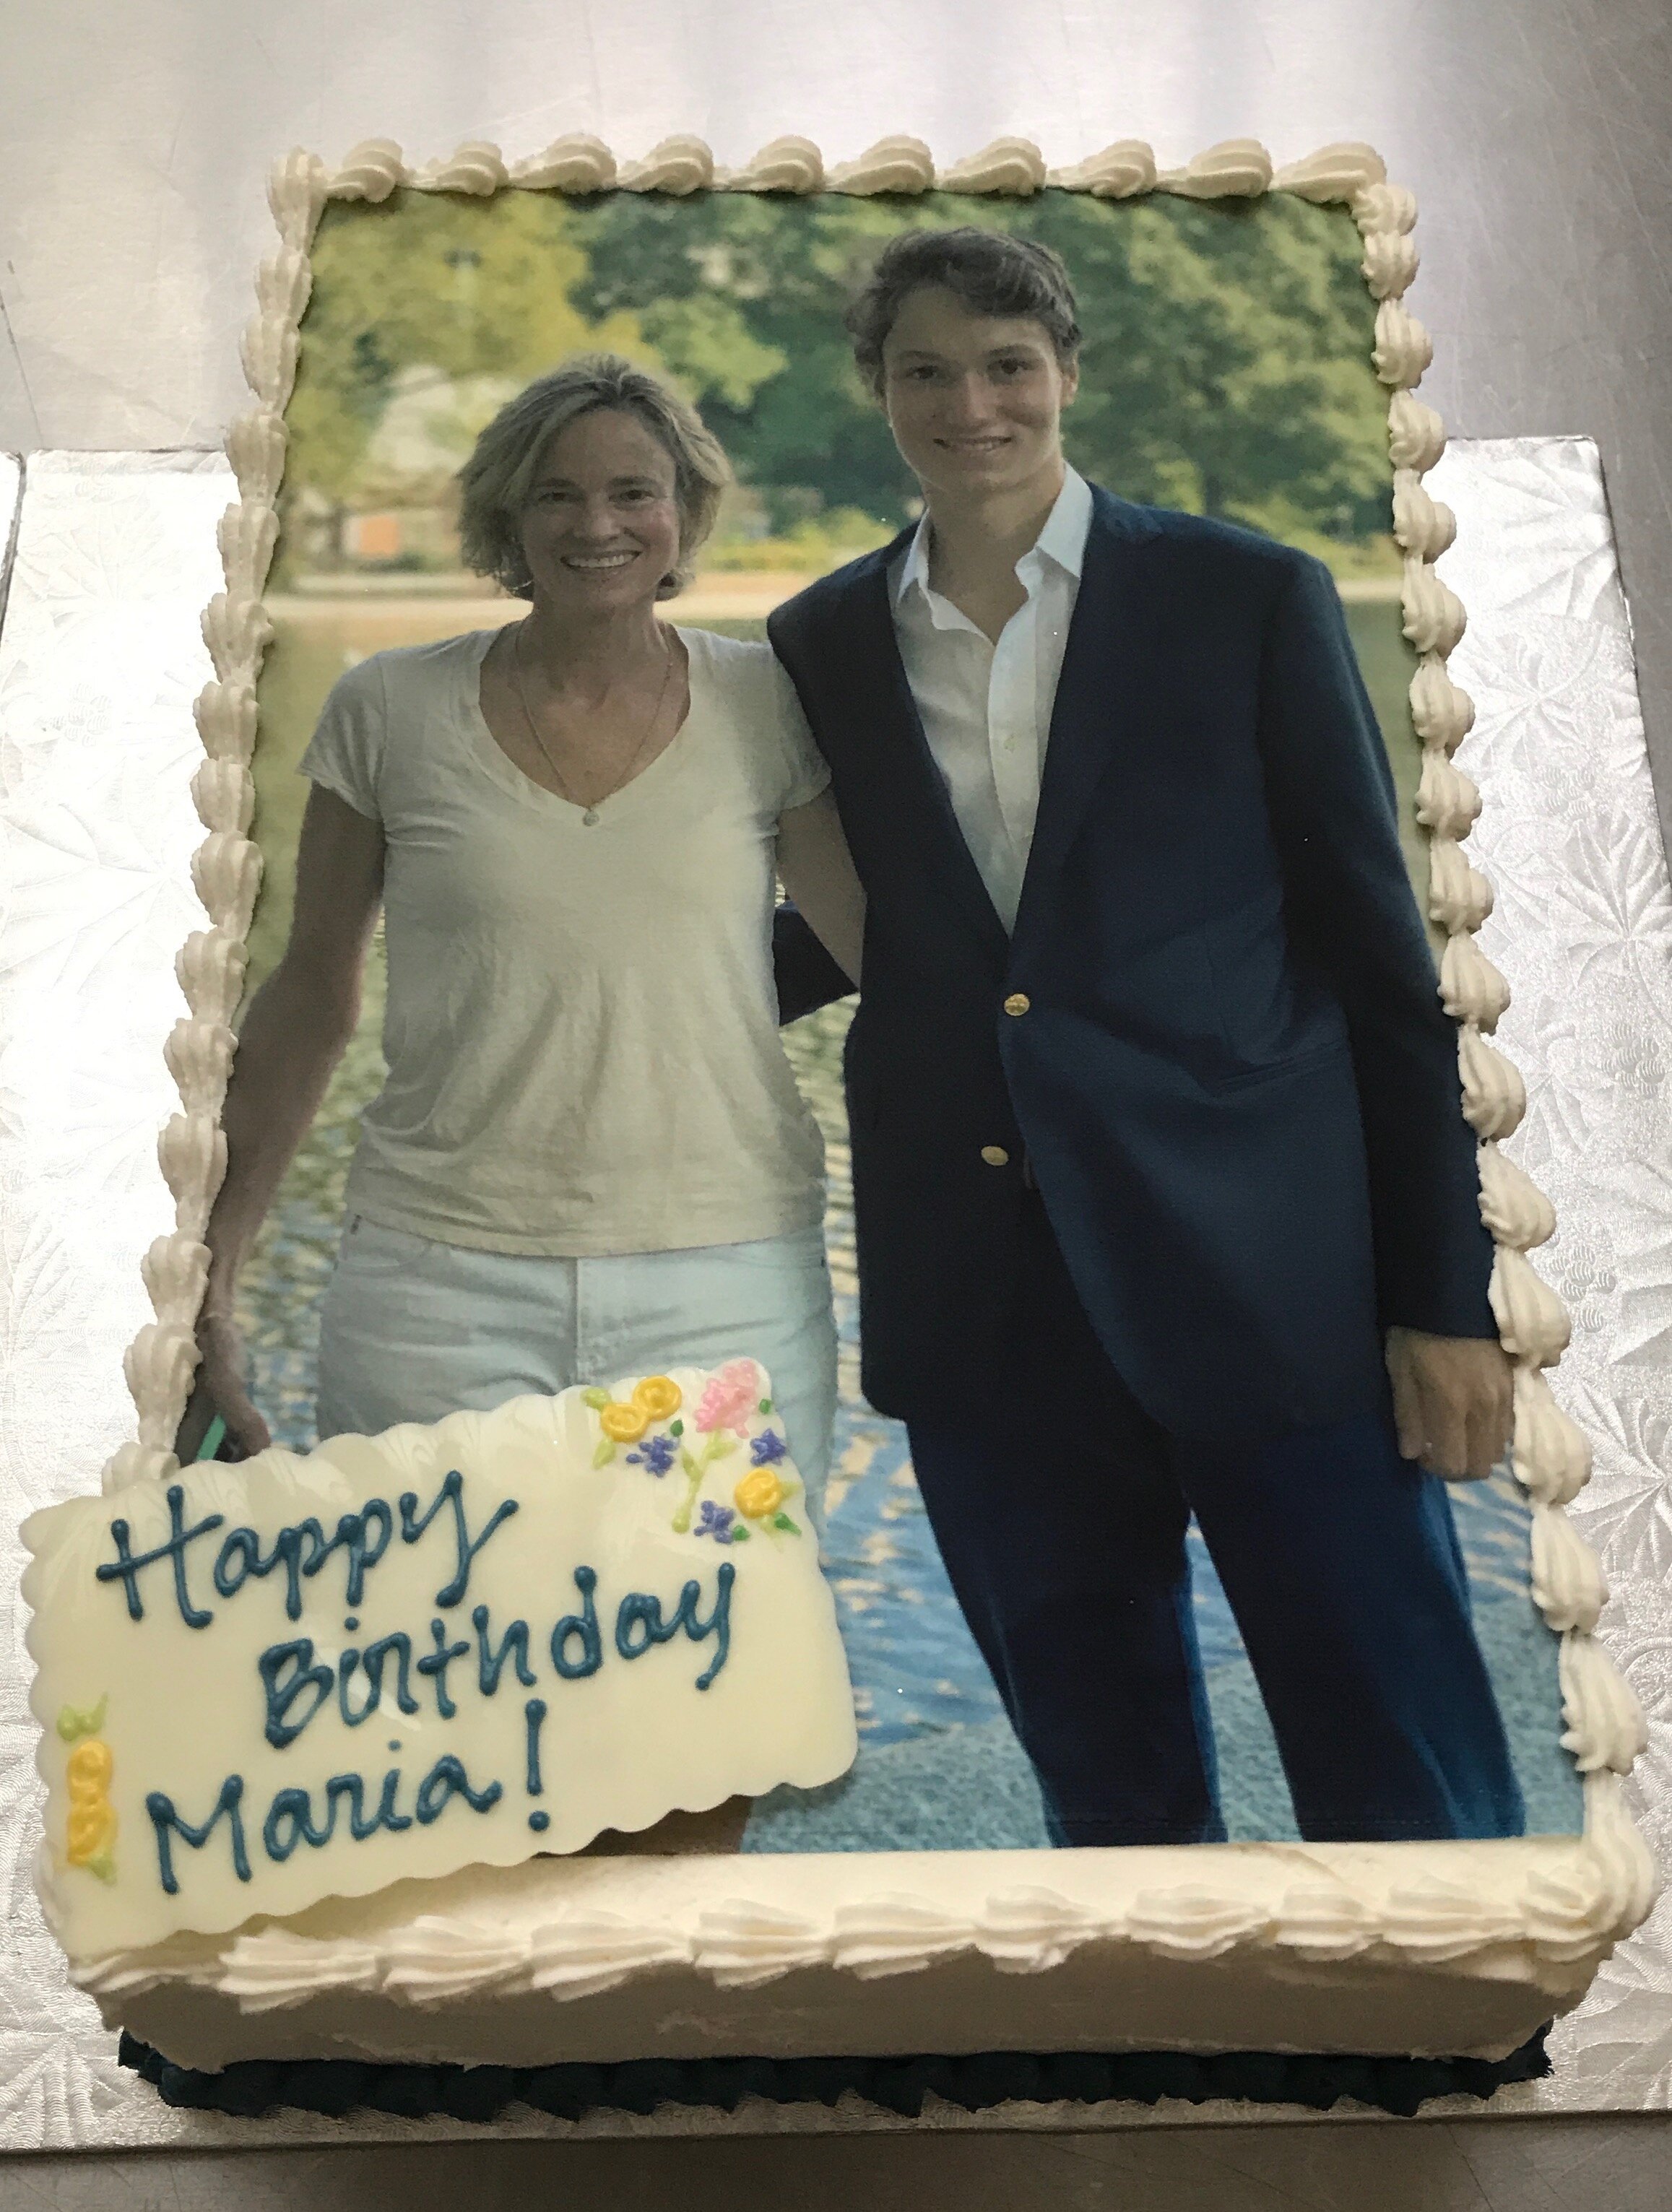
[770,227,1525,1848]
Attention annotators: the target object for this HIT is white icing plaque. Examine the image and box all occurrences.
[24,1361,857,1960]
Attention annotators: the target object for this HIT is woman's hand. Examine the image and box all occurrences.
[175,1313,272,1463]
[1385,1327,1513,1482]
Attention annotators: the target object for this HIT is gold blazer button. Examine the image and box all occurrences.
[1002,992,1031,1016]
[980,1144,1010,1168]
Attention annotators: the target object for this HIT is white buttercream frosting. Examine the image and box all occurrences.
[216,501,280,604]
[718,137,825,195]
[1392,471,1457,560]
[1273,142,1387,202]
[1416,750,1481,839]
[1458,1028,1528,1140]
[831,1894,976,1977]
[938,137,1047,195]
[1490,1248,1572,1366]
[70,134,1650,2055]
[1512,1369,1592,1506]
[1353,181,1418,238]
[826,136,935,196]
[189,828,263,940]
[1374,300,1433,389]
[1389,390,1447,472]
[175,927,247,1025]
[1362,227,1421,301]
[525,1912,693,1999]
[163,1015,235,1118]
[1157,139,1273,199]
[1402,557,1468,656]
[617,135,714,195]
[190,757,254,838]
[226,409,287,509]
[1532,1505,1608,1633]
[1561,1640,1650,1774]
[1428,838,1494,934]
[266,151,328,251]
[411,142,509,196]
[509,135,618,193]
[1125,1885,1270,1959]
[1409,656,1476,752]
[139,1233,208,1328]
[1439,932,1509,1031]
[328,139,406,203]
[1046,141,1157,198]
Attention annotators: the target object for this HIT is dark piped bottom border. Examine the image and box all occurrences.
[118,2024,1551,2124]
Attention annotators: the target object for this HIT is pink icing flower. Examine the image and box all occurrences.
[693,1358,761,1434]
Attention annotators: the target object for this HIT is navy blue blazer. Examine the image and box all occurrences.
[768,487,1497,1443]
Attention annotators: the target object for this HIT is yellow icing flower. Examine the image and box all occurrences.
[61,1720,117,1875]
[599,1401,650,1444]
[734,1467,787,1520]
[66,1739,113,1792]
[67,1800,116,1864]
[631,1375,683,1421]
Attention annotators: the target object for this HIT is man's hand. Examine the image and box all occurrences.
[1385,1327,1513,1482]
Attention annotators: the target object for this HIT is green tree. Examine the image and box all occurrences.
[285,189,646,513]
[568,188,1392,550]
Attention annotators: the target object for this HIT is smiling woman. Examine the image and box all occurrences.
[178,355,867,1638]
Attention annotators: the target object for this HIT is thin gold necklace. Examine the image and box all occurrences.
[508,618,675,827]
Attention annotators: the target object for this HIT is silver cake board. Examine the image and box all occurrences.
[0,436,1665,2148]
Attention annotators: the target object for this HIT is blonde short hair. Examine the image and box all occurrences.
[457,355,731,599]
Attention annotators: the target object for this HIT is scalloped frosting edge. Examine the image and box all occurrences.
[82,134,1655,2004]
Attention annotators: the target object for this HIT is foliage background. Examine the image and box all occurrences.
[279,184,1403,581]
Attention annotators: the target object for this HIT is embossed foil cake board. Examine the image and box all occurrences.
[0,437,1665,2148]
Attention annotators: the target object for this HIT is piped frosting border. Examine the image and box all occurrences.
[82,132,1656,2001]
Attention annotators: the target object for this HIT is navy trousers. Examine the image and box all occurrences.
[904,1192,1526,1847]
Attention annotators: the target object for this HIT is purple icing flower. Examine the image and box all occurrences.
[695,1499,735,1543]
[626,1433,679,1477]
[749,1428,788,1467]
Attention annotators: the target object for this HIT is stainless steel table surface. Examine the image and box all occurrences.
[1,0,1668,2201]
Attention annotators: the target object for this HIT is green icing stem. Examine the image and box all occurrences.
[56,1694,108,1743]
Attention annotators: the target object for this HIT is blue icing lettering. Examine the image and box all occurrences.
[261,1771,414,1861]
[211,1519,327,1621]
[550,1566,602,1680]
[615,1589,683,1659]
[472,1605,535,1695]
[212,1503,395,1620]
[524,1698,547,1795]
[399,1469,519,1608]
[146,1775,250,1894]
[263,1784,330,1861]
[413,1753,503,1826]
[416,1618,471,1719]
[311,1501,394,1608]
[98,1485,224,1628]
[614,1565,734,1690]
[337,1633,420,1727]
[259,1639,334,1749]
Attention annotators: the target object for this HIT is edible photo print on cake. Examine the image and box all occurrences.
[168,175,1582,1864]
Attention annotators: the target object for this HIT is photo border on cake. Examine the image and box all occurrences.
[77,129,1655,2049]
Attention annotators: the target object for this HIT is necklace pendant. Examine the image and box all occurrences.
[581,807,600,828]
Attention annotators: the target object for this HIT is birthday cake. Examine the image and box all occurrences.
[18,129,1657,2104]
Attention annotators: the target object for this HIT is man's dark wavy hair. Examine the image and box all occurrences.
[846,228,1082,396]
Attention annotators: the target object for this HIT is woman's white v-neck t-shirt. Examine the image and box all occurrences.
[300,624,831,1257]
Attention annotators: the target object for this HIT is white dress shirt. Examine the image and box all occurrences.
[889,464,1094,932]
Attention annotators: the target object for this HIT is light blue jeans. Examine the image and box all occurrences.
[315,1216,839,1525]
